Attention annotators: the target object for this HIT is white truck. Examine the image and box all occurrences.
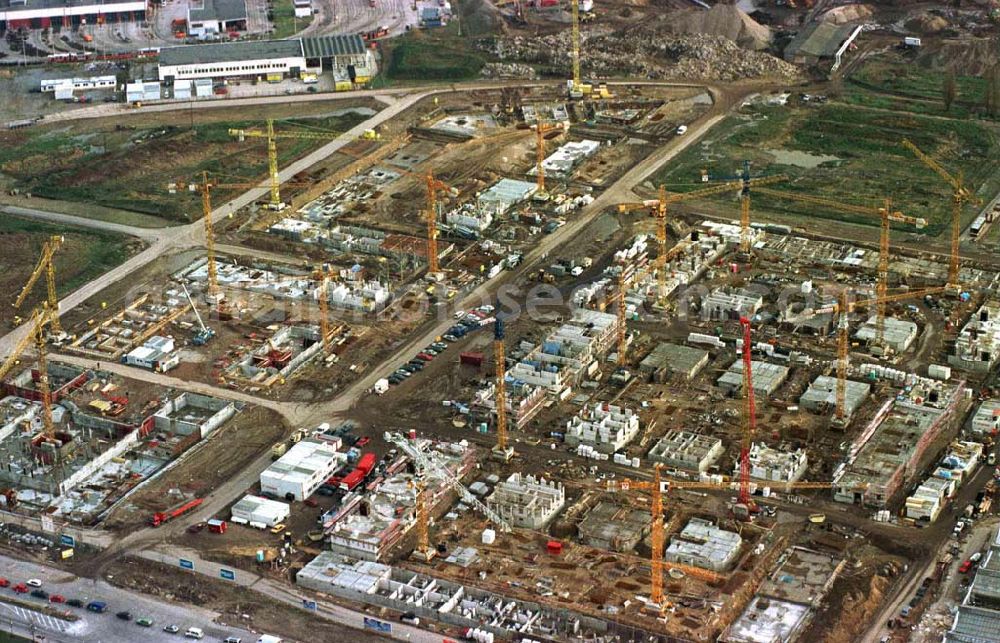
[373,378,390,395]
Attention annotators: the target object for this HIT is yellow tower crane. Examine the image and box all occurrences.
[14,235,64,334]
[492,316,514,462]
[700,162,787,254]
[606,470,836,608]
[424,172,450,275]
[616,270,628,367]
[753,187,926,345]
[411,480,435,562]
[311,264,335,351]
[809,285,950,420]
[568,0,585,98]
[228,119,372,210]
[901,138,981,290]
[169,172,309,303]
[618,177,786,300]
[0,307,55,438]
[533,122,566,196]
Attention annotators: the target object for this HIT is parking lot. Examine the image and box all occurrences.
[0,554,254,642]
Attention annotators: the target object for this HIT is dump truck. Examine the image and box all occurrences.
[151,498,203,527]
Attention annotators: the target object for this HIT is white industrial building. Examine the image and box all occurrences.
[703,288,763,320]
[564,402,640,454]
[317,279,391,313]
[648,430,724,473]
[124,335,177,372]
[717,360,789,398]
[125,81,162,103]
[158,36,376,83]
[231,494,290,527]
[41,75,116,95]
[476,178,537,215]
[971,400,1000,438]
[486,473,565,529]
[260,439,343,501]
[950,300,1000,374]
[528,140,600,179]
[855,316,918,353]
[186,0,247,38]
[665,518,742,572]
[905,476,954,522]
[737,443,808,485]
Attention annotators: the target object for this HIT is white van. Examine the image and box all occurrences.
[185,627,204,639]
[676,125,688,135]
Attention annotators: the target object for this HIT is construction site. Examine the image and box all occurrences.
[3,0,1000,642]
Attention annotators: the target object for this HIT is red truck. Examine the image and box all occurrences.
[151,498,204,527]
[207,519,227,534]
[338,453,377,491]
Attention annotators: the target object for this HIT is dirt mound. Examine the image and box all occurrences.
[821,3,874,24]
[666,4,772,50]
[907,12,949,34]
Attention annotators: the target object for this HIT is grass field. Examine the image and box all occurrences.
[0,215,142,324]
[270,2,314,39]
[653,96,1000,237]
[0,112,369,223]
[383,27,486,82]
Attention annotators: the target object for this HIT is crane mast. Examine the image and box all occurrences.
[14,235,64,334]
[492,317,513,461]
[425,172,449,275]
[901,138,976,290]
[616,271,627,367]
[835,290,849,422]
[738,316,756,508]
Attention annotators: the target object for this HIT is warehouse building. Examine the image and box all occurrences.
[648,430,724,473]
[639,343,709,382]
[855,316,918,354]
[231,494,290,527]
[187,0,247,38]
[905,476,954,522]
[0,0,145,29]
[260,439,343,501]
[971,400,1000,438]
[717,359,789,398]
[665,518,742,572]
[158,35,375,84]
[800,375,870,418]
[486,473,565,529]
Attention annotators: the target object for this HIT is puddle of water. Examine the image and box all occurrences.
[765,148,841,169]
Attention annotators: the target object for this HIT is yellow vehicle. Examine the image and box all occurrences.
[270,523,286,534]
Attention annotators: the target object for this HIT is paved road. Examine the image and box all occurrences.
[0,205,164,241]
[0,89,430,361]
[141,547,443,643]
[0,554,253,642]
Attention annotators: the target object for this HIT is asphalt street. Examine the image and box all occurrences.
[0,554,255,642]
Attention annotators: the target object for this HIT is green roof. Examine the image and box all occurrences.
[159,39,303,67]
[301,35,366,59]
[784,22,857,59]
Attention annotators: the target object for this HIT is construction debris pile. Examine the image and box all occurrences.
[485,27,800,82]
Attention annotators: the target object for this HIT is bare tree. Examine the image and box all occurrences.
[943,71,957,112]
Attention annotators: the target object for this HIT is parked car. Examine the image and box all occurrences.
[432,342,448,351]
[959,559,973,574]
[972,552,983,563]
[12,584,28,594]
[442,334,457,342]
[900,605,911,618]
[163,624,180,633]
[0,578,8,588]
[415,353,433,362]
[25,579,42,588]
[30,589,48,599]
[270,524,286,535]
[355,437,371,447]
[136,617,154,627]
[67,598,84,608]
[224,637,243,643]
[117,611,132,621]
[184,626,204,639]
[86,601,108,613]
[49,594,66,604]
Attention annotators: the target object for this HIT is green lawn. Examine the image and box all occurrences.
[653,99,1000,237]
[270,1,313,40]
[0,113,368,223]
[384,29,486,82]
